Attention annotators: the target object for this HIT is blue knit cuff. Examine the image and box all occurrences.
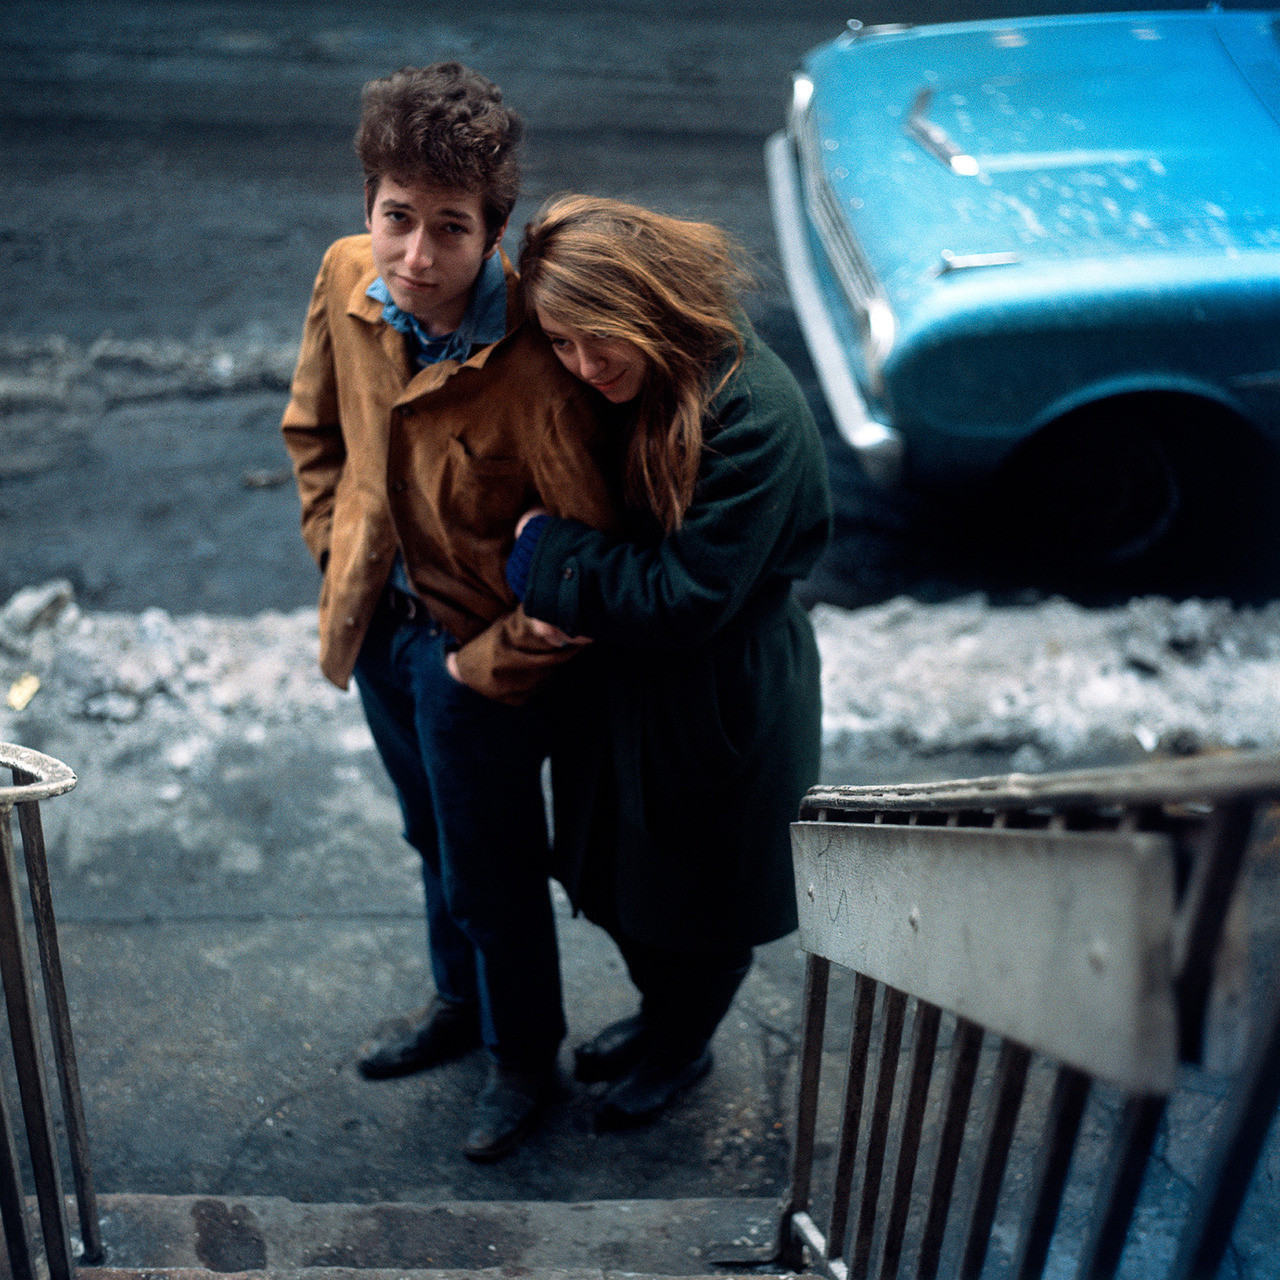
[505,514,551,600]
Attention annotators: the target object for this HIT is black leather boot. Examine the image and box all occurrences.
[592,1042,713,1130]
[357,997,481,1079]
[572,1012,654,1083]
[462,1060,555,1162]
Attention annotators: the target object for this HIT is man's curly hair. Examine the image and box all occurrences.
[355,63,523,246]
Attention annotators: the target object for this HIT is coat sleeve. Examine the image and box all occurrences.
[451,381,623,702]
[281,251,346,568]
[522,357,831,649]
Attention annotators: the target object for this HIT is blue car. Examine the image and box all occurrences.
[767,8,1280,573]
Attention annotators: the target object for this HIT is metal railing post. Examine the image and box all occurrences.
[0,744,99,1277]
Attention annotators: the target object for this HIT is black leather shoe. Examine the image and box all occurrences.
[357,998,481,1079]
[462,1061,554,1162]
[593,1044,713,1131]
[573,1013,655,1083]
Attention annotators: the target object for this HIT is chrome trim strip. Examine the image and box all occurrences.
[792,101,897,366]
[845,19,915,40]
[935,249,1023,275]
[1229,369,1280,390]
[765,130,904,486]
[905,87,980,176]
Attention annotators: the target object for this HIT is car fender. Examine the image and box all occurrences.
[1023,371,1255,443]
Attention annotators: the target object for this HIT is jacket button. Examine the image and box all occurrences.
[368,551,380,562]
[562,566,575,580]
[344,616,357,627]
[391,480,407,494]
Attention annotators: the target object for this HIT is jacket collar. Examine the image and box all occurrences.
[346,249,522,382]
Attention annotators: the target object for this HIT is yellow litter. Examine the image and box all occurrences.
[6,674,39,712]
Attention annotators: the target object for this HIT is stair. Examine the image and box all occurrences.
[77,1194,787,1279]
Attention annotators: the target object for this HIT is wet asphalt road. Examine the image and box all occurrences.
[4,0,1274,617]
[0,0,847,613]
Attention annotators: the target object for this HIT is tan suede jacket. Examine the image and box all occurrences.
[281,235,616,702]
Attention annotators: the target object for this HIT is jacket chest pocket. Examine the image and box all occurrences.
[439,434,528,541]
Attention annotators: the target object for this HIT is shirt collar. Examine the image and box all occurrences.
[366,250,509,368]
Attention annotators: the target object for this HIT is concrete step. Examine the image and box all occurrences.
[86,1272,752,1280]
[78,1194,787,1278]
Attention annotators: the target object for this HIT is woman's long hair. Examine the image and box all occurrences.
[519,195,752,531]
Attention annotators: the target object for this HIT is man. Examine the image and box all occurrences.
[281,62,613,1161]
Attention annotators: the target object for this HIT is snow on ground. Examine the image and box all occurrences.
[3,579,1278,790]
[811,593,1280,776]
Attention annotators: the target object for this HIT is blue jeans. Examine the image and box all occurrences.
[353,606,565,1073]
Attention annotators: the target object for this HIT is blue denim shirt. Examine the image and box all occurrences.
[366,250,508,368]
[371,251,509,595]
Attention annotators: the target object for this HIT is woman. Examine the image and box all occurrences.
[506,195,832,1130]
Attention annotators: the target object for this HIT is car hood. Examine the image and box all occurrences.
[804,10,1280,317]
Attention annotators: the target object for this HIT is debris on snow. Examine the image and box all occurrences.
[810,593,1280,771]
[2,581,1276,789]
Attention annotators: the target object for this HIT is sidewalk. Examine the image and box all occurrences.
[18,632,802,1206]
[3,602,1279,1276]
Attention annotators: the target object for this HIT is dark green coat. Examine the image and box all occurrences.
[525,325,832,952]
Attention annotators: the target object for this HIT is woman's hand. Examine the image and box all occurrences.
[526,615,592,649]
[510,506,586,647]
[516,506,549,538]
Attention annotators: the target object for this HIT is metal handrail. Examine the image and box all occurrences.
[801,746,1280,816]
[0,745,76,809]
[0,744,100,1280]
[783,748,1280,1280]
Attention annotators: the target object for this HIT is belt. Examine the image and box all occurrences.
[382,585,441,629]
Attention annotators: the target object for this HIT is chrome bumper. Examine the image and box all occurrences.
[764,130,904,487]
